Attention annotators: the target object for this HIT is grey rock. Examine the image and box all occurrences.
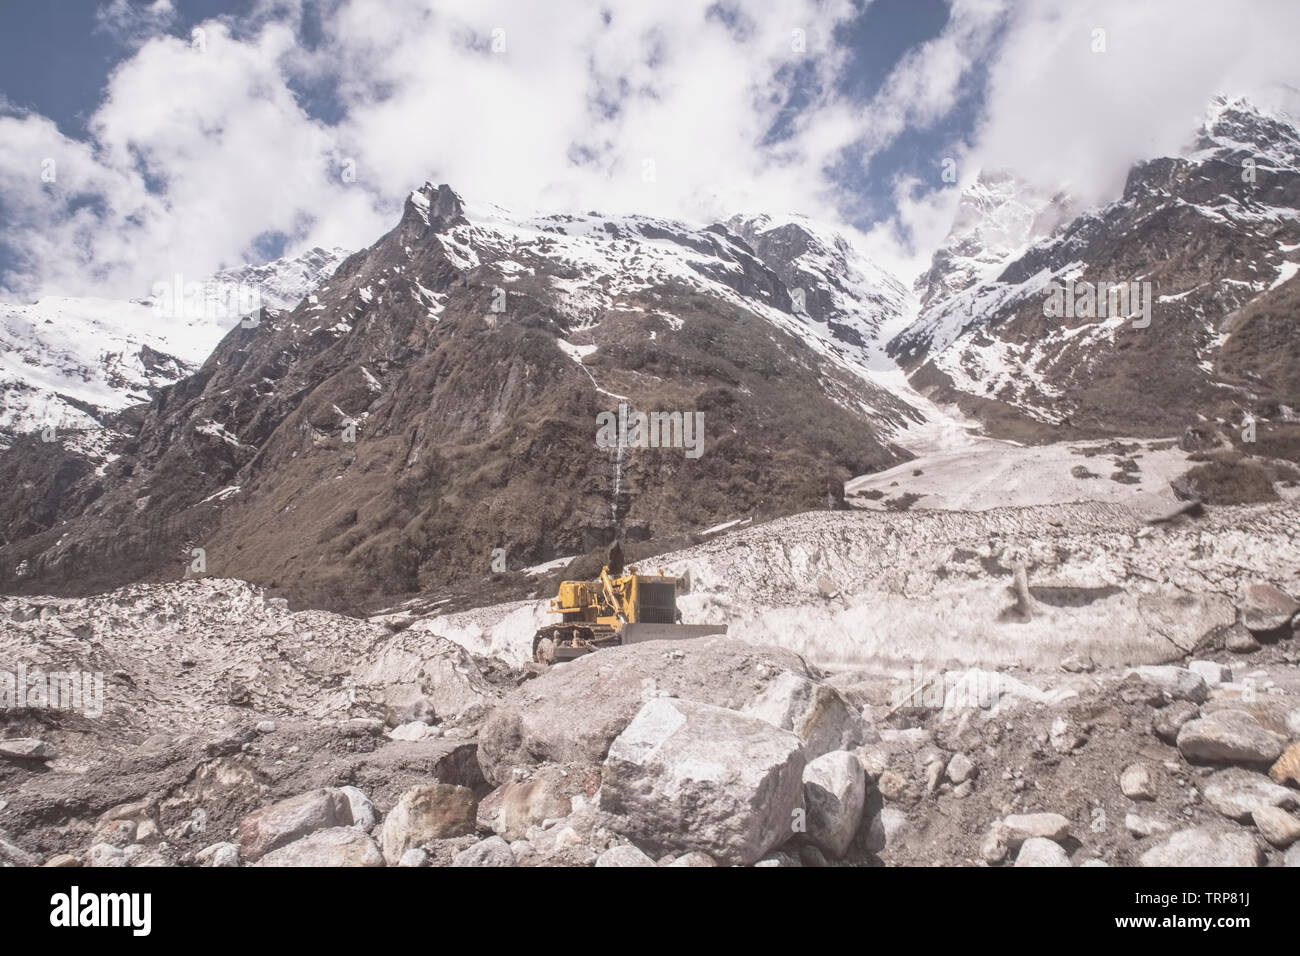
[0,738,56,762]
[1187,660,1231,687]
[237,788,353,861]
[802,750,867,859]
[946,752,977,785]
[853,745,889,781]
[339,786,377,830]
[599,697,805,866]
[1177,710,1286,765]
[798,845,829,867]
[1251,806,1300,848]
[980,827,1009,864]
[1014,837,1070,867]
[1152,701,1200,743]
[1120,763,1157,801]
[1126,813,1170,838]
[1225,626,1260,654]
[1126,666,1209,703]
[595,844,656,867]
[389,721,431,741]
[398,848,431,867]
[453,836,517,867]
[1241,583,1298,633]
[743,670,866,759]
[195,842,240,867]
[86,843,126,868]
[339,717,384,737]
[0,829,38,867]
[364,636,501,727]
[668,851,717,867]
[866,807,909,854]
[1001,812,1071,846]
[1139,827,1263,867]
[477,636,815,784]
[1200,768,1298,821]
[257,827,384,867]
[509,840,537,865]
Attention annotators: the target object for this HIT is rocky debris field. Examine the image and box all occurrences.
[2,512,1299,867]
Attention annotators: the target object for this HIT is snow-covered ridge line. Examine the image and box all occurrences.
[0,247,349,447]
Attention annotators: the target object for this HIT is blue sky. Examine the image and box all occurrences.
[1,0,1297,300]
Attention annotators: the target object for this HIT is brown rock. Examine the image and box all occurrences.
[237,788,353,862]
[485,766,584,841]
[1251,806,1300,848]
[1270,742,1300,787]
[1241,583,1298,633]
[380,783,478,864]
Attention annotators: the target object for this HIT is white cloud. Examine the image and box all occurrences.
[4,0,1300,300]
[94,0,178,45]
[854,0,1300,283]
[3,0,867,300]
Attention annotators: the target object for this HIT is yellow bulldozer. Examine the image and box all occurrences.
[531,564,726,664]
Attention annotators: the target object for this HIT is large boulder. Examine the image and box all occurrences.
[1138,827,1263,867]
[1176,710,1286,765]
[380,784,477,865]
[743,672,866,758]
[801,751,867,859]
[360,635,501,727]
[477,764,593,841]
[1200,768,1299,821]
[1240,583,1298,633]
[257,828,384,867]
[477,636,815,784]
[599,697,805,866]
[237,788,353,862]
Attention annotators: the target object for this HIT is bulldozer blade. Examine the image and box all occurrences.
[617,623,727,645]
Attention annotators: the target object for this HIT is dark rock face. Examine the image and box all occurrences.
[0,185,914,610]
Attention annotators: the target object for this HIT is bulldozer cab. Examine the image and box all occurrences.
[549,566,680,628]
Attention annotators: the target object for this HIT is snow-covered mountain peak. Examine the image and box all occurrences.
[912,170,1076,312]
[1192,95,1300,170]
[0,245,349,448]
